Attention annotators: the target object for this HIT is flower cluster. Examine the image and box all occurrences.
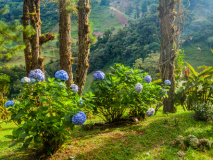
[135,83,143,93]
[160,88,167,95]
[30,78,36,83]
[79,98,83,105]
[21,77,31,83]
[144,75,152,83]
[70,84,78,93]
[146,108,155,117]
[5,100,15,108]
[72,111,86,125]
[164,80,171,85]
[55,70,69,81]
[93,71,105,80]
[29,69,45,81]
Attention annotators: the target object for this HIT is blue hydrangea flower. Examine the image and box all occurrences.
[21,77,31,83]
[79,98,83,105]
[146,108,155,117]
[55,70,69,81]
[70,84,78,93]
[135,83,143,93]
[5,100,15,108]
[72,111,86,125]
[93,71,105,80]
[144,75,152,83]
[29,69,45,81]
[30,78,36,83]
[164,80,171,85]
[160,88,167,95]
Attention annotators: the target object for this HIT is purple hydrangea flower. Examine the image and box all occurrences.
[72,111,86,125]
[164,80,171,85]
[30,78,36,83]
[29,69,45,81]
[21,77,31,83]
[93,71,105,80]
[79,98,83,105]
[144,75,152,83]
[5,100,15,108]
[135,83,143,93]
[146,108,155,117]
[160,88,167,95]
[55,70,69,81]
[70,84,78,93]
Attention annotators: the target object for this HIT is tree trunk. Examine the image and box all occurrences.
[59,0,73,87]
[29,0,41,70]
[75,0,91,96]
[35,1,44,72]
[23,0,32,76]
[158,0,176,113]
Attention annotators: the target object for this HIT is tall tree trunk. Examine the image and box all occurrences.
[158,0,176,113]
[36,1,44,72]
[29,0,41,70]
[23,0,32,76]
[59,0,73,86]
[75,0,91,96]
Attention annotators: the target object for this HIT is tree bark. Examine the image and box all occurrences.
[23,0,32,76]
[75,0,91,96]
[59,0,73,86]
[158,0,176,113]
[29,0,41,70]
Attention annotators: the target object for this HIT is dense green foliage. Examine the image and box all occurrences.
[6,78,85,155]
[89,12,160,71]
[191,103,213,121]
[175,63,213,109]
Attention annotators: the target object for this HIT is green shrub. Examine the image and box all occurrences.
[90,64,168,123]
[175,62,213,110]
[6,78,84,155]
[191,103,213,121]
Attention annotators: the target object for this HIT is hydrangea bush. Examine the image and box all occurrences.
[90,64,168,122]
[6,72,87,155]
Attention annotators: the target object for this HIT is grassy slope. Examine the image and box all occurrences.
[0,106,213,159]
[183,42,213,68]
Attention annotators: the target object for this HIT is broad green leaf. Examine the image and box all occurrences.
[152,79,162,84]
[185,61,198,77]
[198,66,213,77]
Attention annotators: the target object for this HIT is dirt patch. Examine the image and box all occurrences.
[110,7,128,26]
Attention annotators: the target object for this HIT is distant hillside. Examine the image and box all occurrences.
[0,0,123,36]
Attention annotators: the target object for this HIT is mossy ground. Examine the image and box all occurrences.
[0,106,213,160]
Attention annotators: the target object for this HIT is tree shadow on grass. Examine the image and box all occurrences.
[63,112,213,160]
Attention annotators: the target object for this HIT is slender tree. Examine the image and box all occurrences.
[59,0,73,86]
[75,0,91,96]
[158,0,176,113]
[22,0,32,76]
[29,0,41,70]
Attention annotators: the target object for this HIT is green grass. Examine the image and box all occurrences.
[90,4,123,32]
[183,42,213,68]
[0,106,213,159]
